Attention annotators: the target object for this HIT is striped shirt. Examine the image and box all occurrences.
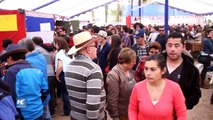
[65,54,106,120]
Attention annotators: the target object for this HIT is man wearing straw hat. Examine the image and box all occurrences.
[0,44,49,120]
[65,31,106,120]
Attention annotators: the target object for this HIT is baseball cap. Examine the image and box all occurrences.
[134,29,145,39]
[98,30,107,38]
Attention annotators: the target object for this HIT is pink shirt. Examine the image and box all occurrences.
[128,79,186,120]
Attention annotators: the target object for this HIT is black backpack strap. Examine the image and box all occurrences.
[16,108,24,120]
[0,88,9,100]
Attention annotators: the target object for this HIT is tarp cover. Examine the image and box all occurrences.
[0,0,116,18]
[132,0,213,16]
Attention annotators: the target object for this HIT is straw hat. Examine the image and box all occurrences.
[68,31,96,55]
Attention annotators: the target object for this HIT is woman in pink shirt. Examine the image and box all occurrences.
[128,54,186,120]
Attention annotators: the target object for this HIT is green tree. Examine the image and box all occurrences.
[142,0,147,3]
[110,0,122,22]
[92,10,95,23]
[105,5,108,23]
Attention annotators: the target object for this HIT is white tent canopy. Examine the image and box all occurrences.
[132,0,213,16]
[0,0,116,18]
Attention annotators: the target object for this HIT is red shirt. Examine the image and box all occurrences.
[134,56,148,82]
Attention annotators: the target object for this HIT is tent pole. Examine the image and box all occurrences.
[138,0,141,23]
[32,0,60,11]
[164,0,169,36]
[131,0,133,16]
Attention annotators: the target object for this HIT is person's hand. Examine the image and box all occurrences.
[56,77,61,82]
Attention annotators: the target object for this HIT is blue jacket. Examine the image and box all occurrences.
[26,51,48,82]
[4,60,49,120]
[26,51,51,119]
[202,37,213,54]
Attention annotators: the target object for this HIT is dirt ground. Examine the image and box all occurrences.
[53,88,213,120]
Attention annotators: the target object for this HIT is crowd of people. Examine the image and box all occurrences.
[0,22,213,120]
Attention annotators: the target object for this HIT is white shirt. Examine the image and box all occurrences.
[55,49,72,72]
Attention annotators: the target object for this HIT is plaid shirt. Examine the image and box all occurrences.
[122,33,131,47]
[137,45,148,60]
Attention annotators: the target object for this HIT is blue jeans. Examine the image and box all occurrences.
[59,71,71,115]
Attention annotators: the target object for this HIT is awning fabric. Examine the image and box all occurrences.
[132,0,213,16]
[0,0,116,18]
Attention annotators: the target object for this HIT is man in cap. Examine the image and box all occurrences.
[65,31,106,120]
[132,29,149,70]
[97,30,111,78]
[0,44,49,120]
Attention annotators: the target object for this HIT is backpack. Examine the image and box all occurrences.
[0,88,19,120]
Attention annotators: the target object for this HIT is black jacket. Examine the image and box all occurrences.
[162,53,201,109]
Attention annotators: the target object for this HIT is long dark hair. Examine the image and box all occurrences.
[107,34,122,61]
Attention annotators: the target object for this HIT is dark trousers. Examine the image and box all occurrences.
[58,71,71,115]
[48,76,56,115]
[200,59,211,85]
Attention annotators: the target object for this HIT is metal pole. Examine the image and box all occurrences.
[139,0,141,22]
[131,0,133,16]
[165,0,169,35]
